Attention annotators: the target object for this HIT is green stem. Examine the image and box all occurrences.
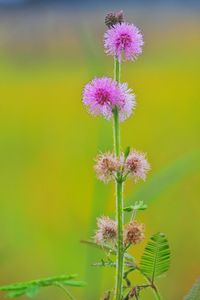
[115,179,124,300]
[113,56,121,156]
[114,56,121,82]
[137,267,162,300]
[113,108,120,156]
[55,283,76,300]
[152,285,162,300]
[113,56,124,300]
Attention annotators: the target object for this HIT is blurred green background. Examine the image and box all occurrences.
[0,2,200,299]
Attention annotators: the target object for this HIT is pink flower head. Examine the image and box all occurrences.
[124,150,150,181]
[83,77,135,121]
[104,23,144,62]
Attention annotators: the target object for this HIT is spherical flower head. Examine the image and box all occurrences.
[124,221,145,246]
[94,152,120,183]
[94,216,117,245]
[124,150,150,181]
[83,77,135,122]
[104,23,144,62]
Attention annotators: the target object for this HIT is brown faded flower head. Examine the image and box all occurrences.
[124,150,150,181]
[105,10,124,28]
[94,216,117,245]
[94,152,120,183]
[124,221,145,246]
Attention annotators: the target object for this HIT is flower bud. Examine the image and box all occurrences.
[105,10,124,28]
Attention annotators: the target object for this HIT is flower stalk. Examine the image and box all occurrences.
[113,56,124,300]
[115,178,124,300]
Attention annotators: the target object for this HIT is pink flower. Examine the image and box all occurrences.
[94,216,117,245]
[104,23,144,62]
[94,152,120,183]
[124,150,150,181]
[82,77,135,122]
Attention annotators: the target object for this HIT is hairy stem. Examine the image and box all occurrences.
[113,56,124,300]
[115,178,124,300]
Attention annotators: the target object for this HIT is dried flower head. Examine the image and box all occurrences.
[124,150,150,181]
[94,152,119,183]
[94,216,117,244]
[83,77,135,121]
[104,23,144,62]
[105,10,124,28]
[124,221,145,246]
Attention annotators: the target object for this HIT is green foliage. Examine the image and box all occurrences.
[123,200,147,212]
[0,274,86,298]
[184,278,200,300]
[140,233,170,283]
[92,258,116,268]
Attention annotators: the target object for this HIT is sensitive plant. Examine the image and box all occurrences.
[82,11,169,300]
[0,10,199,300]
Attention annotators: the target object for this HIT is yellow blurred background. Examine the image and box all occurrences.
[0,2,200,299]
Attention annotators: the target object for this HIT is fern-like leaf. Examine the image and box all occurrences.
[140,232,170,283]
[184,278,200,300]
[0,274,86,298]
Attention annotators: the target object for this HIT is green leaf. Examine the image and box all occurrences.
[25,285,39,298]
[140,233,170,283]
[7,289,26,298]
[0,274,86,298]
[124,146,130,159]
[184,278,200,300]
[62,280,86,287]
[124,200,148,212]
[92,259,116,268]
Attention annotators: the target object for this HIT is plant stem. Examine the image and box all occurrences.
[137,267,162,300]
[151,285,162,300]
[115,179,124,300]
[114,56,121,83]
[113,57,121,156]
[113,56,124,300]
[113,108,120,156]
[55,282,76,300]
